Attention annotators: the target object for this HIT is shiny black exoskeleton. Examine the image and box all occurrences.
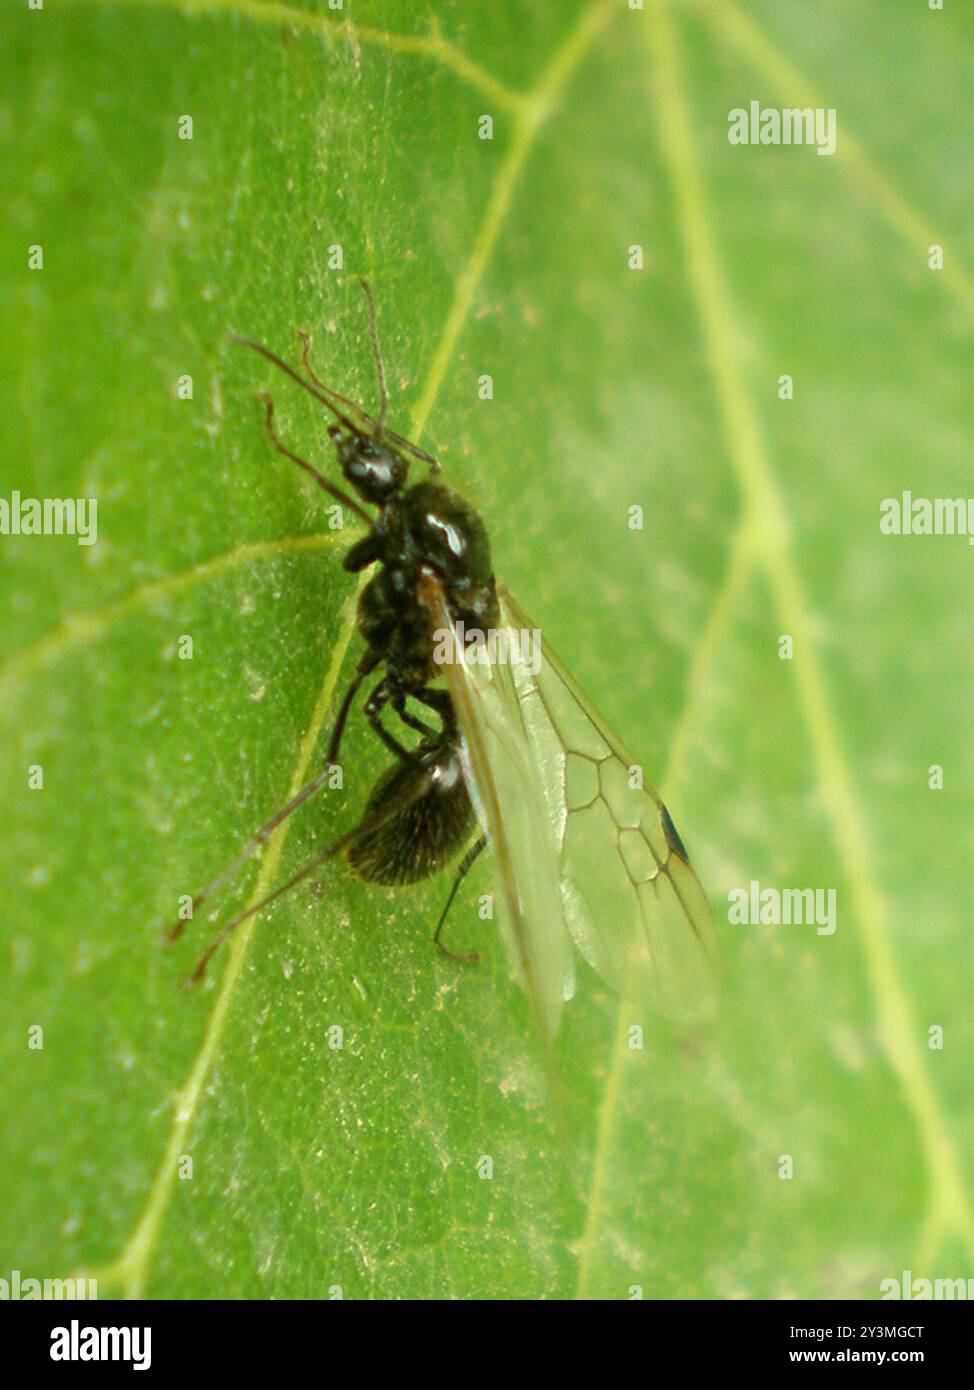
[232,284,497,895]
[171,286,495,981]
[326,415,498,884]
[345,475,498,722]
[346,733,472,885]
[348,477,498,684]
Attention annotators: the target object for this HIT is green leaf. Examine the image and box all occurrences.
[2,0,972,1299]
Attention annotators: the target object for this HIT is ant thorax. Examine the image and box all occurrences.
[345,475,499,696]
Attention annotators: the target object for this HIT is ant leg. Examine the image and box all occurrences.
[434,836,488,965]
[326,652,380,766]
[391,692,438,740]
[187,740,438,984]
[166,654,377,942]
[185,844,339,983]
[259,393,371,523]
[411,686,457,736]
[364,680,418,763]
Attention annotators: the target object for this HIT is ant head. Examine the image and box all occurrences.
[329,426,407,505]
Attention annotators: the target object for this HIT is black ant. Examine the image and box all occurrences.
[168,281,494,980]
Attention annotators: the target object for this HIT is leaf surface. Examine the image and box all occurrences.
[1,0,972,1298]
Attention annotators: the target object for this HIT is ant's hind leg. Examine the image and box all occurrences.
[412,686,456,736]
[391,693,438,741]
[166,654,376,943]
[325,652,380,767]
[364,680,419,764]
[187,734,441,984]
[434,836,488,965]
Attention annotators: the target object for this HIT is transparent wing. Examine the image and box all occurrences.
[419,574,719,1035]
[499,586,719,1025]
[420,576,573,1039]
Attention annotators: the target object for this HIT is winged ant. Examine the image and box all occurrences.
[167,283,718,1039]
[168,281,493,980]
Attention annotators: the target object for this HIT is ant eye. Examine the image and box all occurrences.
[360,440,377,459]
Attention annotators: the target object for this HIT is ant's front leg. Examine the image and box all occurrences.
[343,531,383,573]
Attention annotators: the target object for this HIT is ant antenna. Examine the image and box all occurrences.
[357,278,389,430]
[232,290,442,471]
[231,334,362,436]
[296,321,441,470]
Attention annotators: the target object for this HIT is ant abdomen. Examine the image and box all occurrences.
[347,737,475,886]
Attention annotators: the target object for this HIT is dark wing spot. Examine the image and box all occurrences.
[660,803,688,862]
